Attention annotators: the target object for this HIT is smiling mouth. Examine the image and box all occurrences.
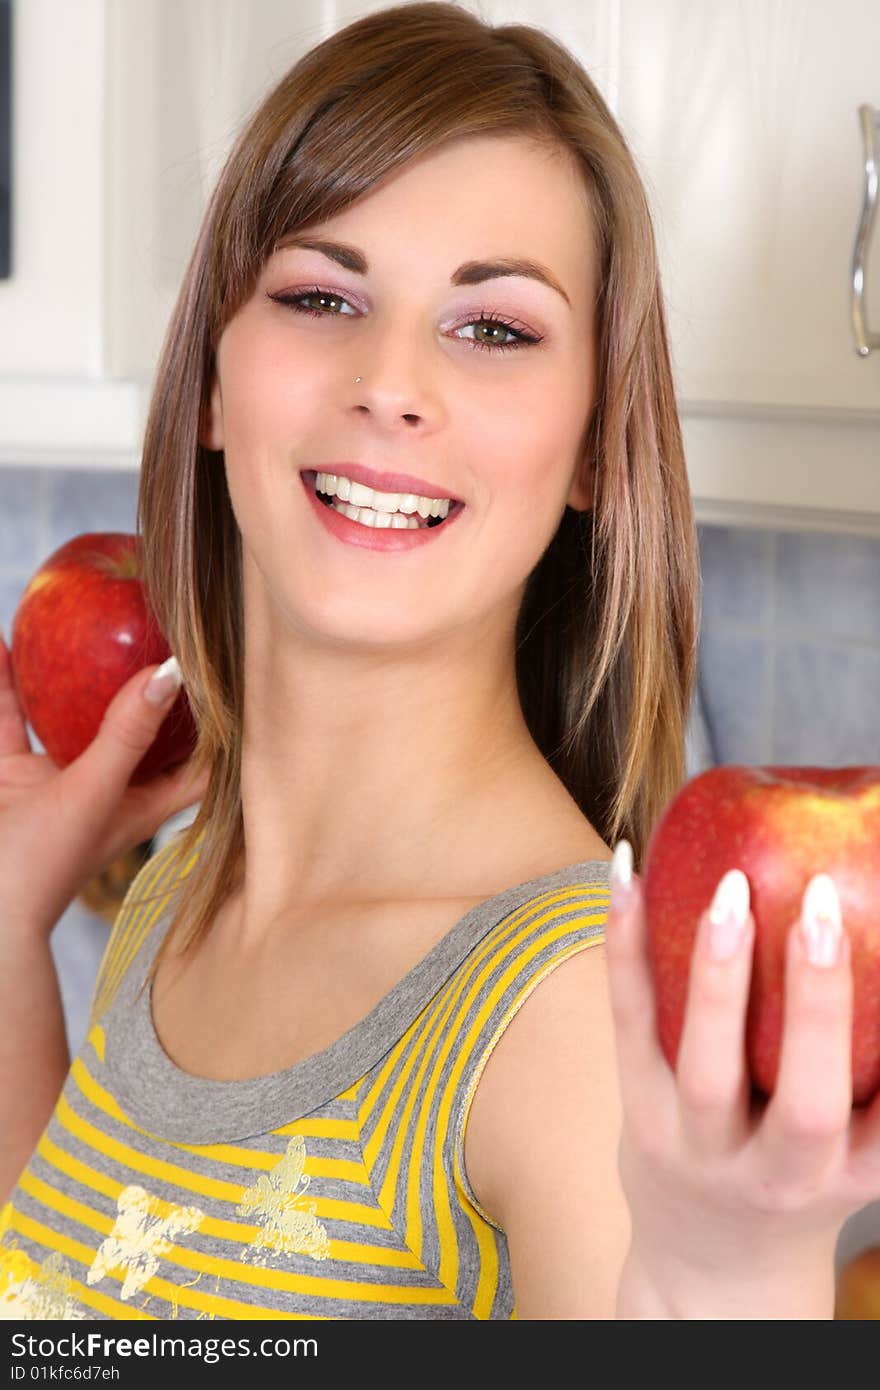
[301,470,464,530]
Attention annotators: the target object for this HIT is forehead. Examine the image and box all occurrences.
[273,134,596,303]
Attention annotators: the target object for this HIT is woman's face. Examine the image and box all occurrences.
[201,133,598,652]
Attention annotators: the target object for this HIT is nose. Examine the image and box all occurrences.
[347,319,440,427]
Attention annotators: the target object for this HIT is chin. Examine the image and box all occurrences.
[290,597,450,651]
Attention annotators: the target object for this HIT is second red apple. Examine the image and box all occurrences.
[642,765,880,1105]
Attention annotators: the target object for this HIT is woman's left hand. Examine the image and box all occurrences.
[603,841,880,1319]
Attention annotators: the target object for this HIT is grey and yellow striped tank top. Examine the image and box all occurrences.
[1,834,610,1320]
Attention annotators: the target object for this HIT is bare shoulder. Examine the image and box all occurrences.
[463,938,631,1319]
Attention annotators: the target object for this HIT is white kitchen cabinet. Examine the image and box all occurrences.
[1,0,878,535]
[616,0,880,416]
[612,0,880,533]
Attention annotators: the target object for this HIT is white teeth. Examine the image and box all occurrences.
[349,479,376,507]
[330,501,421,529]
[315,471,452,519]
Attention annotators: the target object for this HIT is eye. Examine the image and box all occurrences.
[271,287,357,318]
[453,310,543,353]
[266,288,544,354]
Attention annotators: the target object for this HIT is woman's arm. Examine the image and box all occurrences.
[463,942,631,1319]
[0,630,208,1203]
[0,935,69,1202]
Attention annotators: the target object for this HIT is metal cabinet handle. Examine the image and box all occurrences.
[852,104,880,356]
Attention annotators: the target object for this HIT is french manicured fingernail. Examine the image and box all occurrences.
[609,839,634,912]
[800,873,842,968]
[144,655,182,706]
[708,868,750,959]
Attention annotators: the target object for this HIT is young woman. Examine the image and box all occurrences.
[1,2,874,1320]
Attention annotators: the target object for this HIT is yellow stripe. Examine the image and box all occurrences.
[363,1009,442,1188]
[90,1025,106,1063]
[407,889,607,1294]
[69,1059,130,1125]
[375,975,464,1217]
[402,887,603,1263]
[274,1116,360,1141]
[70,1058,363,1170]
[336,1077,364,1103]
[17,1164,430,1298]
[5,1208,333,1320]
[34,1134,411,1267]
[398,912,532,1275]
[354,884,606,1317]
[359,881,609,1135]
[98,841,176,1000]
[18,1170,114,1238]
[100,841,188,1009]
[300,1156,368,1184]
[449,1146,499,1319]
[8,1195,455,1314]
[54,1093,246,1203]
[37,1134,120,1205]
[451,934,605,1317]
[357,884,606,1311]
[5,1208,155,1319]
[89,844,180,1027]
[429,896,607,1294]
[105,833,200,1009]
[359,893,601,1185]
[435,908,607,1294]
[51,1096,395,1230]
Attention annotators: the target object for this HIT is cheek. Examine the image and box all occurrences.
[221,332,325,451]
[483,407,581,535]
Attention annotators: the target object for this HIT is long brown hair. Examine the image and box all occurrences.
[125,1,699,996]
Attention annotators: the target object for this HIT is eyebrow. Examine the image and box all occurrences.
[273,234,572,308]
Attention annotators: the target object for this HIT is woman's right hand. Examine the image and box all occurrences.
[604,840,880,1319]
[0,628,209,945]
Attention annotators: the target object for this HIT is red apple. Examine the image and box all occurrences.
[643,765,880,1104]
[10,531,197,786]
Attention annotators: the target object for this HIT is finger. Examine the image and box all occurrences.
[0,622,32,757]
[675,869,755,1158]
[761,874,852,1189]
[67,657,185,804]
[844,1079,880,1207]
[604,840,674,1124]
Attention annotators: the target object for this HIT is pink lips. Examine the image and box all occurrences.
[308,461,462,502]
[300,471,465,552]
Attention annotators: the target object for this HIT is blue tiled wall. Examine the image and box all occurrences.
[698,524,880,766]
[0,467,142,644]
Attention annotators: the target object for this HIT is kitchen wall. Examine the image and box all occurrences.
[699,524,880,766]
